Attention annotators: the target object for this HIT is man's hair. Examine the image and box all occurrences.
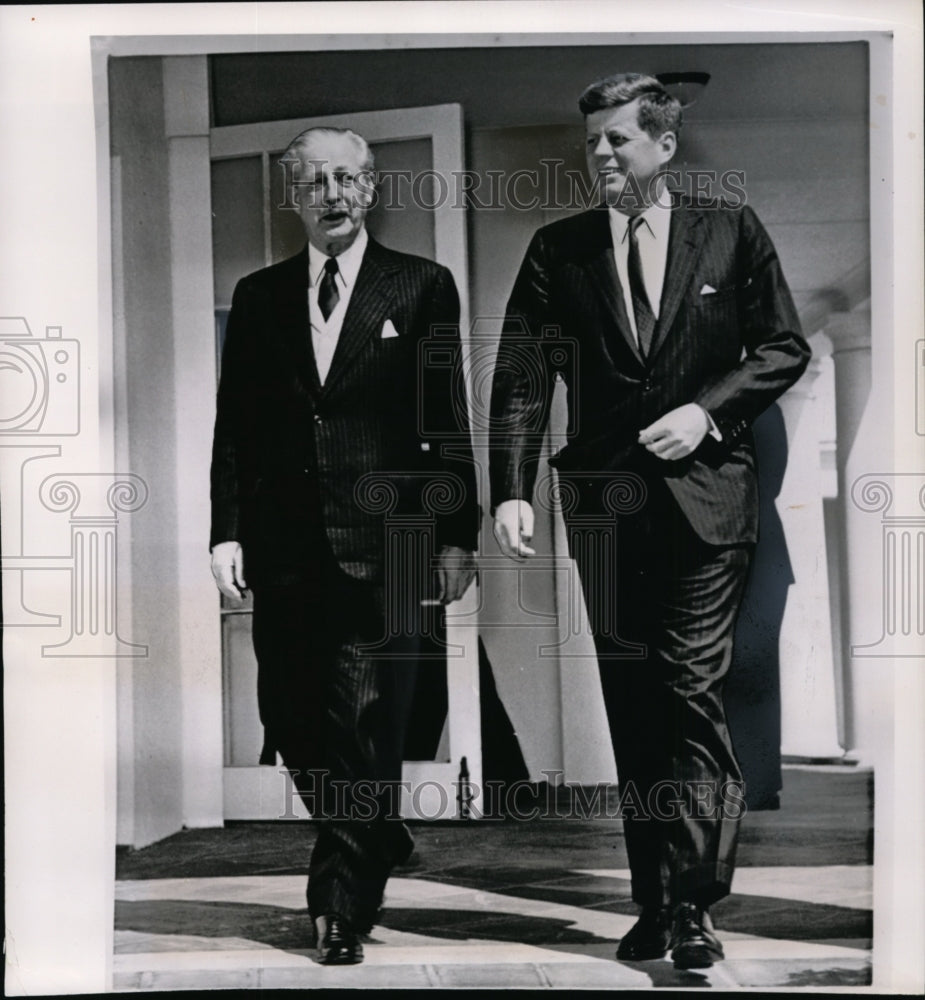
[578,73,682,139]
[283,126,375,172]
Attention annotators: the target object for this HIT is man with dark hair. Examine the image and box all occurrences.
[490,73,809,969]
[210,126,479,965]
[578,71,683,137]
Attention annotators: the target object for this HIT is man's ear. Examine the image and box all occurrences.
[657,131,677,163]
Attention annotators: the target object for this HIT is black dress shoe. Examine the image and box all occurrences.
[616,906,671,960]
[669,902,724,970]
[313,914,364,965]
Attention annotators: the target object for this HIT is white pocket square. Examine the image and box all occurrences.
[700,283,717,295]
[381,319,400,339]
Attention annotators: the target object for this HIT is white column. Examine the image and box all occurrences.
[826,309,894,760]
[163,56,225,827]
[776,356,843,758]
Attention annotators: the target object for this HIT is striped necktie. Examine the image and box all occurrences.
[627,216,655,358]
[318,256,340,321]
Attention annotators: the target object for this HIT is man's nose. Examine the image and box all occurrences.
[591,135,613,159]
[321,176,339,202]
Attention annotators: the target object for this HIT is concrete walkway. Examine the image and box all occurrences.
[114,767,873,989]
[114,864,871,989]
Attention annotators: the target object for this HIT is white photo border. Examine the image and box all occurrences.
[1,2,922,995]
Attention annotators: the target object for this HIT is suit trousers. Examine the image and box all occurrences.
[251,539,417,933]
[567,475,751,909]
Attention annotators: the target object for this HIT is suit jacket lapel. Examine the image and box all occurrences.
[274,247,323,399]
[581,207,646,368]
[320,238,395,398]
[648,205,706,362]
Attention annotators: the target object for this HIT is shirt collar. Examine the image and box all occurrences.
[608,185,673,244]
[308,226,368,288]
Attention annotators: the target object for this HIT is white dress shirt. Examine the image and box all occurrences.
[607,187,673,346]
[608,188,721,440]
[307,227,368,384]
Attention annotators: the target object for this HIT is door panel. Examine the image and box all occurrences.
[211,155,264,307]
[210,105,480,820]
[362,138,436,260]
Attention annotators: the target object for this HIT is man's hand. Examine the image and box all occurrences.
[437,546,477,604]
[493,499,536,560]
[639,403,710,461]
[211,540,248,600]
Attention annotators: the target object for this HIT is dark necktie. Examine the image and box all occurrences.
[318,256,340,322]
[627,215,656,358]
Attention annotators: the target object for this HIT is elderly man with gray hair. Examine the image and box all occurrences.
[210,125,479,964]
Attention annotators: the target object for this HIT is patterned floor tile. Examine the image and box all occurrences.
[113,865,872,989]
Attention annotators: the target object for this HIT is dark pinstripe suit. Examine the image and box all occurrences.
[211,237,479,931]
[490,200,810,907]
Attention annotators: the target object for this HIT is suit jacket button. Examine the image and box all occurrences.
[314,414,323,424]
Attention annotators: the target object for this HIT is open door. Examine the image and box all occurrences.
[210,105,481,820]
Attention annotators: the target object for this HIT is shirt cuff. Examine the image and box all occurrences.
[702,407,723,442]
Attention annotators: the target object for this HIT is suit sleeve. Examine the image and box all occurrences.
[209,277,253,550]
[424,266,482,552]
[694,206,811,445]
[488,230,558,512]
